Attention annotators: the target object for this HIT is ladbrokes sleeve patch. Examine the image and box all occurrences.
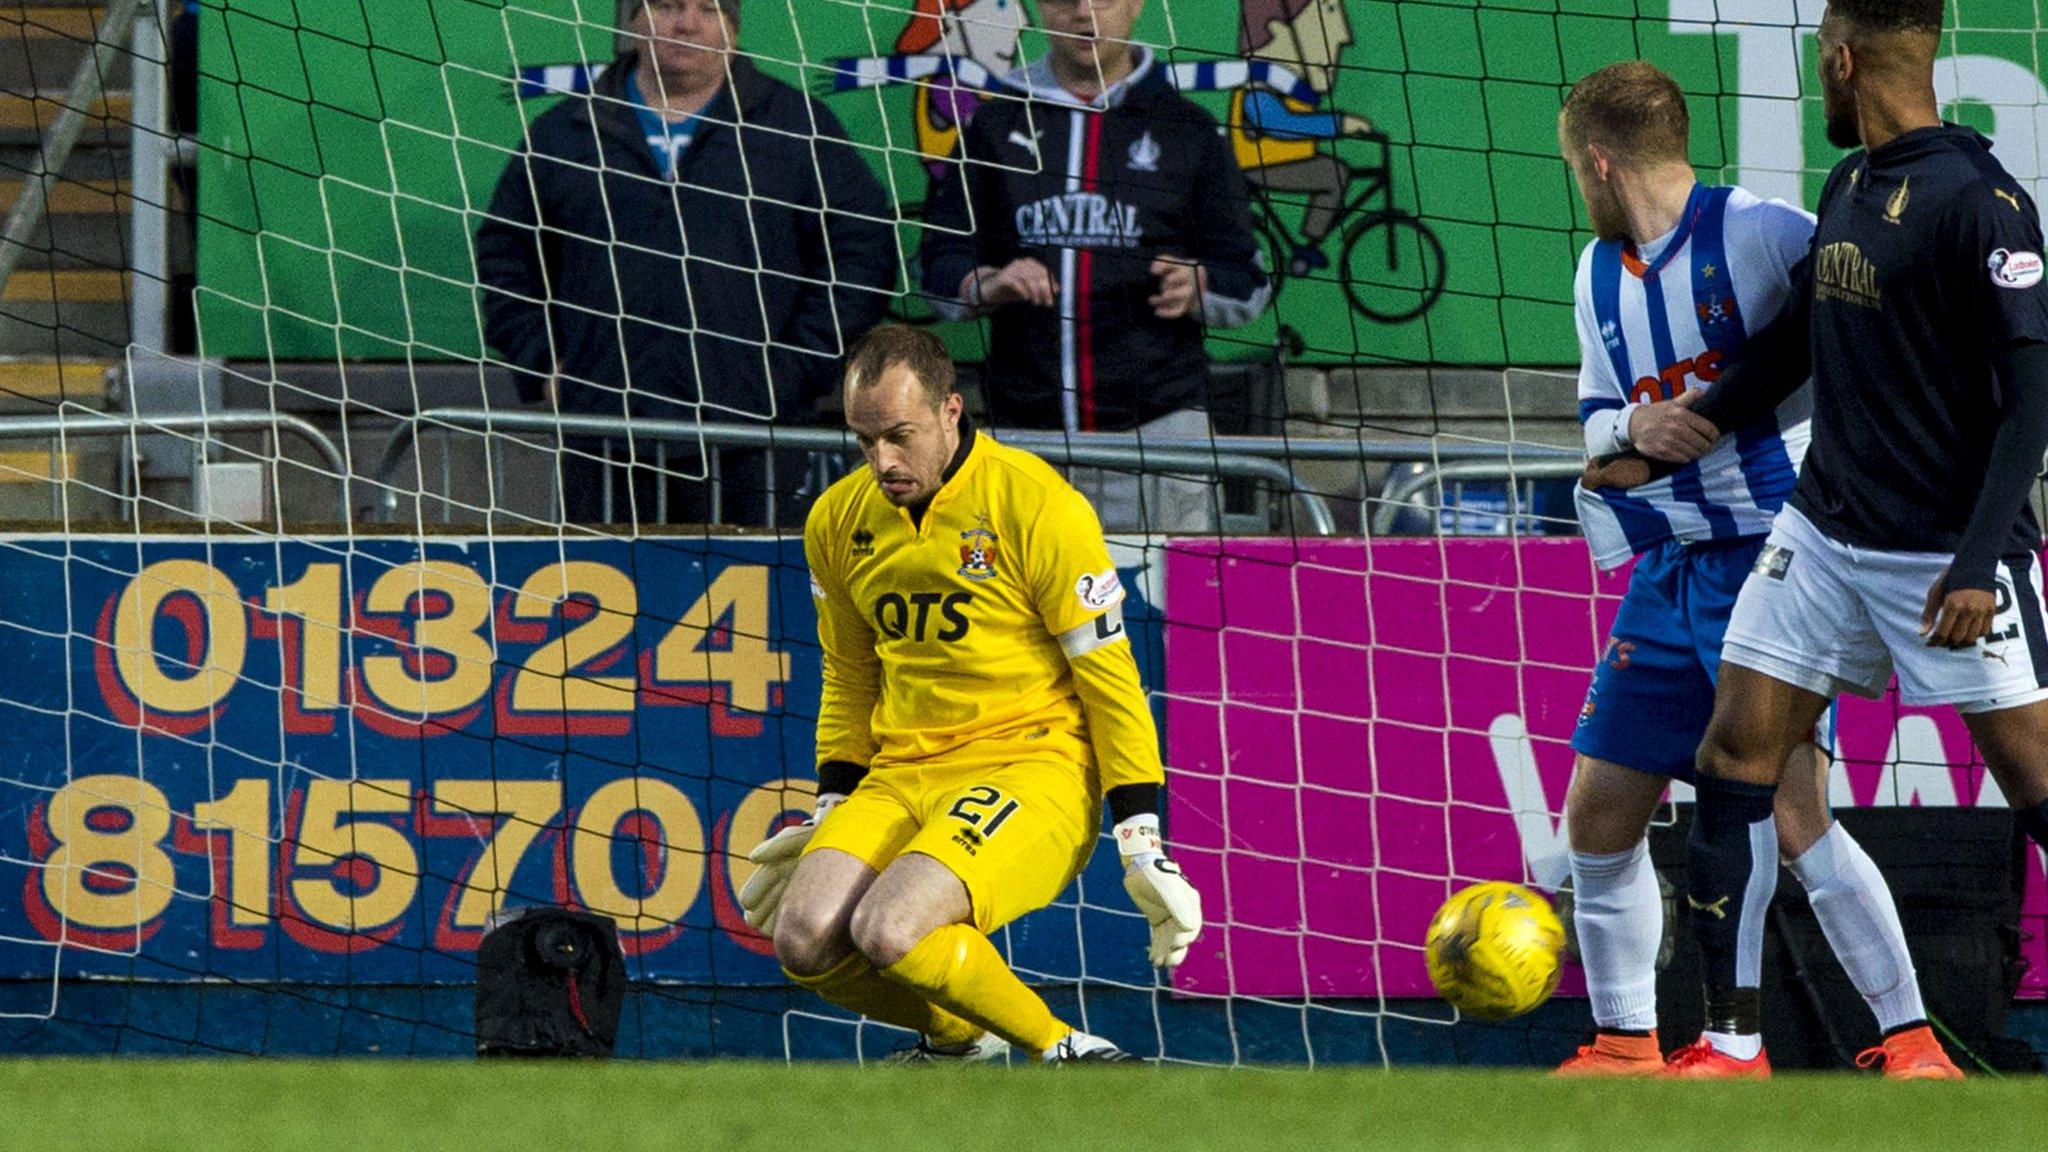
[1075,568,1124,611]
[1988,248,2044,289]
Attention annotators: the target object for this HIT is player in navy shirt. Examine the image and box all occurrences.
[1588,0,2048,1078]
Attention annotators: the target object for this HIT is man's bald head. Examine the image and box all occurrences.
[842,324,964,506]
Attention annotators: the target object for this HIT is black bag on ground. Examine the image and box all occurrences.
[475,907,626,1058]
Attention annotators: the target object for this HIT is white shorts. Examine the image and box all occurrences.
[1722,504,2048,713]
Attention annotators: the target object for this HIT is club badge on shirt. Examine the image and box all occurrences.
[1128,131,1161,173]
[1754,543,1794,580]
[958,527,999,581]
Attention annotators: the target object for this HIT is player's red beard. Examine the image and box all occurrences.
[1564,151,1629,242]
[1585,184,1629,243]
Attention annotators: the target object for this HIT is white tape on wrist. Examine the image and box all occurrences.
[1114,814,1163,866]
[1613,402,1640,451]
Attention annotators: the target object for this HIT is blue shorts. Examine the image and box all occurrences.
[1571,535,1767,782]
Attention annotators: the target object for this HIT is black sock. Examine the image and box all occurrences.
[1689,774,1779,1034]
[2017,797,2048,854]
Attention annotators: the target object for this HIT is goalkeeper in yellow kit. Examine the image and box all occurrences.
[738,324,1202,1063]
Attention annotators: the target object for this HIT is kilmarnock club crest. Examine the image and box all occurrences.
[958,527,999,580]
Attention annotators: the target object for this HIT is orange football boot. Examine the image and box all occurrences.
[1658,1037,1772,1079]
[1555,1032,1664,1077]
[1856,1026,1963,1080]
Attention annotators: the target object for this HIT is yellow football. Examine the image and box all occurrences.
[1424,881,1566,1021]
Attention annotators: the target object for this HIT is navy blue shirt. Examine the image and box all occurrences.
[1794,124,2048,558]
[474,52,895,417]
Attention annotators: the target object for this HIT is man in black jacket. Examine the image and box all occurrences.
[919,0,1269,532]
[475,0,896,528]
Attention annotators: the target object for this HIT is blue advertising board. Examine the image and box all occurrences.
[0,536,1159,990]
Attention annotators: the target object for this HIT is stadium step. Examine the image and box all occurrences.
[0,296,130,356]
[0,443,73,480]
[0,141,124,184]
[0,0,171,358]
[1,6,133,95]
[2,5,107,38]
[0,176,141,270]
[0,90,133,146]
[2,267,125,301]
[1317,366,1580,445]
[0,443,76,522]
[0,3,113,53]
[0,173,127,213]
[0,355,110,409]
[0,438,118,523]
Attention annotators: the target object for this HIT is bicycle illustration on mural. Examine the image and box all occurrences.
[820,0,1445,329]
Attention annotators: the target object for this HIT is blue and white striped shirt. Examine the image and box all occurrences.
[1574,183,1815,570]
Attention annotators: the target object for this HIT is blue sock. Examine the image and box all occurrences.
[1689,774,1779,1035]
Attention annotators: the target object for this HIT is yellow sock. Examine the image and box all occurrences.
[880,924,1070,1056]
[787,953,982,1048]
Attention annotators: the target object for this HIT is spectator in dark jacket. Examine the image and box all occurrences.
[475,0,896,527]
[919,0,1269,532]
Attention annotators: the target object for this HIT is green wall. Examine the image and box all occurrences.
[193,0,2048,368]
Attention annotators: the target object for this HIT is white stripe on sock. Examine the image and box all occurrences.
[1792,823,1925,1033]
[1734,815,1778,990]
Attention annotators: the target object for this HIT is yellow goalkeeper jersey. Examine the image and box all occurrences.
[804,428,1163,792]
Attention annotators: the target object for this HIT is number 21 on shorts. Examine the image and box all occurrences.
[947,785,1021,839]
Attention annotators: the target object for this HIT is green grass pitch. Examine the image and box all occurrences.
[11,1060,2048,1151]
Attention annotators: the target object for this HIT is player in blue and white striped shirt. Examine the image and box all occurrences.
[1553,62,1948,1078]
[1571,166,1810,565]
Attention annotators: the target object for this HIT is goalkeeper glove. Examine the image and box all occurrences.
[738,793,844,937]
[1115,814,1202,969]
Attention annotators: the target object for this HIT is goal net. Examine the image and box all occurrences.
[1,0,2043,1064]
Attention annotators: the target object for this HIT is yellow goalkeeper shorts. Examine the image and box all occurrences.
[803,756,1100,934]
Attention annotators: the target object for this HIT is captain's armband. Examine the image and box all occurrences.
[1058,604,1128,659]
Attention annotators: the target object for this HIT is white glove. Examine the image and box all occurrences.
[739,793,843,936]
[1116,814,1202,969]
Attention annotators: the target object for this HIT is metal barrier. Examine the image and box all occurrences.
[1369,458,1588,536]
[368,409,1349,535]
[965,430,1578,464]
[0,406,1590,537]
[0,408,352,521]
